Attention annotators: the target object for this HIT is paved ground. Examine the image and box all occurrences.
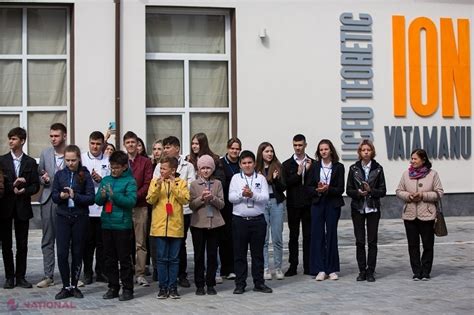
[0,217,473,314]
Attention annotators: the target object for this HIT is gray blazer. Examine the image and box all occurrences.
[38,147,62,205]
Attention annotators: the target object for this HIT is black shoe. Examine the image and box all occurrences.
[71,287,84,298]
[152,269,158,282]
[119,289,134,301]
[103,288,119,299]
[3,278,14,289]
[157,288,168,299]
[233,286,245,294]
[413,274,422,281]
[96,273,108,283]
[206,286,217,295]
[253,284,273,293]
[178,277,190,288]
[195,287,206,296]
[55,288,72,300]
[421,274,431,281]
[84,274,93,285]
[356,272,366,281]
[168,287,181,299]
[366,273,376,282]
[16,278,32,288]
[284,266,297,277]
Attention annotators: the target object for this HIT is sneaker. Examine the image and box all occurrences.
[215,275,223,284]
[71,287,84,298]
[103,288,119,299]
[275,268,284,280]
[157,288,168,299]
[226,273,236,280]
[178,277,190,288]
[55,288,72,300]
[36,277,54,288]
[206,286,217,295]
[421,275,431,281]
[136,276,150,287]
[264,269,272,280]
[233,286,245,294]
[119,289,134,301]
[168,287,181,299]
[77,280,85,287]
[328,273,339,280]
[315,272,327,281]
[413,274,422,281]
[253,284,273,293]
[195,287,206,296]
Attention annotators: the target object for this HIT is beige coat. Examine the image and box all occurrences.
[189,178,225,229]
[396,169,444,221]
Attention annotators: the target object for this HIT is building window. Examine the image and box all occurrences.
[0,6,70,157]
[145,8,232,155]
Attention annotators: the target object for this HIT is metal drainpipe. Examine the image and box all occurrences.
[114,0,121,150]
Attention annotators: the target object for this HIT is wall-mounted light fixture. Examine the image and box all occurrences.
[259,28,267,39]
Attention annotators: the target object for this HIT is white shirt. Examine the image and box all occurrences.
[11,151,23,177]
[81,152,110,217]
[293,154,309,184]
[361,160,377,214]
[153,155,195,215]
[320,161,332,185]
[228,171,269,217]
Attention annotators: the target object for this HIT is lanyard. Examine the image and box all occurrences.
[69,171,75,188]
[241,171,255,189]
[321,166,331,184]
[224,155,239,175]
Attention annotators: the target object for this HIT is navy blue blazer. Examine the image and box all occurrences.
[304,160,345,208]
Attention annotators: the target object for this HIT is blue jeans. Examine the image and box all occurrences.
[156,237,181,290]
[263,198,285,270]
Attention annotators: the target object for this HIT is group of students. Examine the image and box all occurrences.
[0,125,444,301]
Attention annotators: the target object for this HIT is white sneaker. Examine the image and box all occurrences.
[264,269,272,280]
[315,272,327,281]
[77,280,85,287]
[226,273,236,280]
[136,276,150,287]
[215,276,223,284]
[328,272,339,280]
[36,277,54,288]
[275,268,284,280]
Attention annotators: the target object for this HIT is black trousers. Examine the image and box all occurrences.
[232,215,267,288]
[219,205,234,276]
[102,229,134,291]
[0,217,29,280]
[191,226,218,288]
[404,219,435,277]
[287,206,311,273]
[178,214,191,279]
[351,210,380,273]
[83,217,104,278]
[56,214,88,288]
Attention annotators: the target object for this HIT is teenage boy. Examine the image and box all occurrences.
[95,151,137,301]
[123,131,153,287]
[37,123,67,288]
[281,134,313,276]
[218,137,241,280]
[153,136,195,288]
[147,156,190,299]
[229,150,272,294]
[81,131,110,284]
[0,127,40,289]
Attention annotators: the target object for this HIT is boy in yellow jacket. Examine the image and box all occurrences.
[146,156,189,299]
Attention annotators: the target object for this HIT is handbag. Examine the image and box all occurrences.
[434,192,448,237]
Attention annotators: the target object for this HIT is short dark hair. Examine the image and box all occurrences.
[163,136,180,148]
[8,127,27,141]
[293,134,306,142]
[109,150,128,166]
[227,137,242,149]
[411,148,432,169]
[316,139,340,162]
[89,131,105,142]
[50,123,67,134]
[123,131,138,142]
[239,150,255,162]
[161,156,179,169]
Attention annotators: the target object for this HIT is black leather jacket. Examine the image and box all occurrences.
[346,160,386,211]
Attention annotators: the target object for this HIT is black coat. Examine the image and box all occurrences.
[346,160,386,211]
[0,153,40,220]
[282,156,314,208]
[304,161,345,208]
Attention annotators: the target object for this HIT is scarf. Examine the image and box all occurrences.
[408,165,430,179]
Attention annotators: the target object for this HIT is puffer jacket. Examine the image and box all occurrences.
[396,169,444,221]
[189,177,225,229]
[346,160,386,211]
[95,168,137,230]
[147,177,190,238]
